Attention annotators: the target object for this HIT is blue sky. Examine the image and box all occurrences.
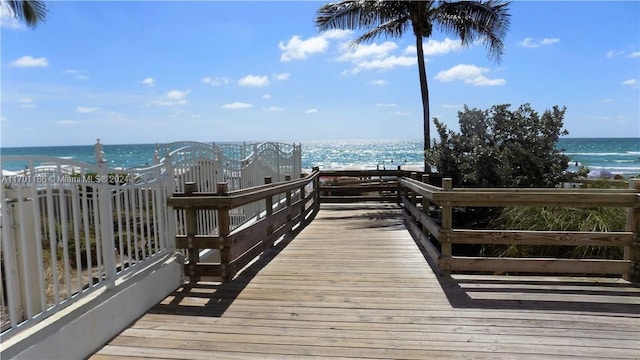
[1,1,639,147]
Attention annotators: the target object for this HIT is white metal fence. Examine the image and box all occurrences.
[0,140,301,340]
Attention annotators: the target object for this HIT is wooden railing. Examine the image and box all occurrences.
[167,167,640,283]
[318,169,420,203]
[400,176,640,282]
[168,170,320,282]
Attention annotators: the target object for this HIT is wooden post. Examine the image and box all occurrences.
[396,172,403,205]
[421,174,431,234]
[625,179,640,283]
[216,182,232,281]
[285,175,292,223]
[184,182,199,282]
[264,177,274,248]
[300,173,307,218]
[410,172,418,208]
[312,167,320,209]
[441,178,453,278]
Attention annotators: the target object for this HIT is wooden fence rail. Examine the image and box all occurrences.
[167,167,640,283]
[399,176,640,282]
[318,169,420,203]
[168,170,320,282]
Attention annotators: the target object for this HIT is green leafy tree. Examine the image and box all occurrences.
[429,103,570,188]
[315,0,511,171]
[3,0,47,28]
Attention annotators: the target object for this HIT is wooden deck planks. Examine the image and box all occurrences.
[91,204,640,359]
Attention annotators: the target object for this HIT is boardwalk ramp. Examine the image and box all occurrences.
[92,204,640,359]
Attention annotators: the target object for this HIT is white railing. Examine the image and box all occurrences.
[0,139,301,341]
[163,141,302,235]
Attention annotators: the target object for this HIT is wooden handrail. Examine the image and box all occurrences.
[169,168,640,282]
[317,170,404,203]
[168,171,319,209]
[398,175,640,281]
[399,177,640,207]
[168,170,320,282]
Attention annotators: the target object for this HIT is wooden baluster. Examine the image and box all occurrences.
[422,174,430,235]
[216,182,231,282]
[300,173,307,219]
[184,182,199,282]
[285,175,292,223]
[441,178,453,278]
[264,177,273,248]
[312,167,320,210]
[410,172,418,209]
[625,179,640,282]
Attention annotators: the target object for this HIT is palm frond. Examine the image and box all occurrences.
[6,0,47,27]
[434,0,510,62]
[316,1,413,45]
[354,16,411,44]
[316,0,382,31]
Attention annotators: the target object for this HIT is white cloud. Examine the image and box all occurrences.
[338,41,398,62]
[393,111,411,117]
[345,55,415,75]
[405,38,463,57]
[520,37,559,48]
[606,50,624,59]
[167,90,189,100]
[239,75,269,87]
[267,106,285,112]
[56,120,81,126]
[442,104,463,109]
[279,35,329,62]
[375,103,396,107]
[151,89,190,106]
[0,6,23,29]
[279,29,352,62]
[76,106,99,113]
[601,98,614,103]
[141,77,155,86]
[11,55,48,67]
[338,42,416,74]
[423,38,463,56]
[76,106,101,113]
[305,108,318,114]
[541,38,560,46]
[370,80,388,86]
[202,76,229,86]
[628,52,640,58]
[622,79,639,86]
[261,94,271,100]
[64,69,89,80]
[273,73,290,81]
[18,98,36,109]
[321,29,352,40]
[435,64,505,86]
[222,102,253,109]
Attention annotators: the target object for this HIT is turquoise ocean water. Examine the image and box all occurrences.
[1,138,639,177]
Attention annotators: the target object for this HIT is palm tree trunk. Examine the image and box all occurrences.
[415,34,430,173]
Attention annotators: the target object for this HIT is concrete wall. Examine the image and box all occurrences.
[2,253,183,360]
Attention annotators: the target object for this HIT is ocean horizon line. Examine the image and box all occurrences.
[1,136,639,150]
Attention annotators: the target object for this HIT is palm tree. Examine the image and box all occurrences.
[316,1,510,171]
[3,0,47,28]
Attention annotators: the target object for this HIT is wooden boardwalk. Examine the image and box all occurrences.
[91,204,640,359]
